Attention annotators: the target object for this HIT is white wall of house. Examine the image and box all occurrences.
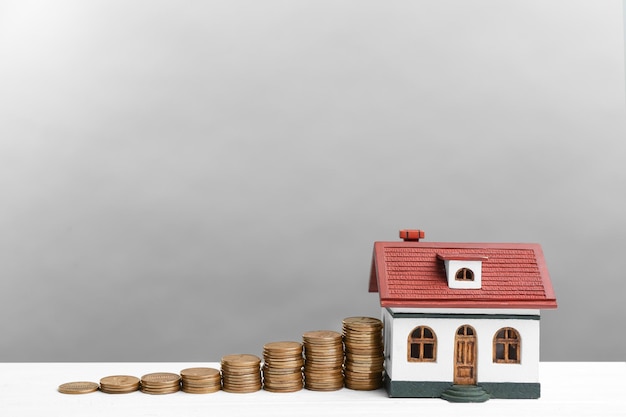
[381,309,540,383]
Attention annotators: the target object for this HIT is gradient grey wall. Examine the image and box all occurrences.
[1,1,625,362]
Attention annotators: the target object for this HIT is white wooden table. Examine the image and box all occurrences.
[0,362,623,416]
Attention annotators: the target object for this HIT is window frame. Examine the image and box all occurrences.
[455,267,475,281]
[493,327,521,364]
[407,326,437,362]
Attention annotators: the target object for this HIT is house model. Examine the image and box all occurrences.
[368,230,557,402]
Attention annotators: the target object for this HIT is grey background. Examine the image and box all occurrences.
[1,1,625,362]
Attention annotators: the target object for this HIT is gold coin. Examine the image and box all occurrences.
[183,378,221,386]
[264,341,302,351]
[182,384,221,392]
[222,371,261,379]
[100,375,139,384]
[302,330,342,341]
[221,354,261,366]
[222,380,262,393]
[264,385,303,393]
[223,387,262,393]
[344,333,382,339]
[304,357,343,364]
[344,367,384,376]
[304,343,344,350]
[180,367,220,379]
[182,386,221,394]
[141,372,181,385]
[344,381,382,390]
[100,387,139,394]
[58,381,99,394]
[100,375,140,387]
[263,367,302,375]
[342,316,383,327]
[264,377,303,384]
[140,387,180,395]
[304,383,344,391]
[263,371,303,380]
[264,360,303,368]
[140,372,181,394]
[345,351,383,358]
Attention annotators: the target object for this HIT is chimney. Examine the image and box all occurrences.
[399,229,425,242]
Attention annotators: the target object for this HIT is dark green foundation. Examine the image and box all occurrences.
[385,377,540,399]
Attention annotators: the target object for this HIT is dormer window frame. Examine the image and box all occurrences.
[455,267,475,281]
[437,254,488,290]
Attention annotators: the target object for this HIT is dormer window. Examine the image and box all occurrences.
[437,254,488,289]
[455,268,474,281]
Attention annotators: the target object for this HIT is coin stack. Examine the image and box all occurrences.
[262,341,304,393]
[99,375,141,394]
[342,316,384,390]
[180,367,222,394]
[302,330,344,391]
[58,381,99,394]
[140,372,181,395]
[221,354,262,393]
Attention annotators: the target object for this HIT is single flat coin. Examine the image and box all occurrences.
[58,381,99,394]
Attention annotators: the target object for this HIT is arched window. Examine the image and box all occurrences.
[493,327,521,363]
[455,268,474,281]
[408,326,436,362]
[457,325,474,336]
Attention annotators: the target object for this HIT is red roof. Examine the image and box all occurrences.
[369,241,557,309]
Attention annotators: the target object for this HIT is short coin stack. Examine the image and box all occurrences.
[221,354,262,393]
[262,341,304,393]
[99,375,141,394]
[140,372,181,395]
[342,316,384,390]
[180,367,222,394]
[302,330,344,391]
[58,381,99,394]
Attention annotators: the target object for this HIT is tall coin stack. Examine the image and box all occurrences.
[221,354,262,393]
[140,372,181,395]
[302,330,344,391]
[262,341,304,393]
[180,367,222,394]
[342,316,384,390]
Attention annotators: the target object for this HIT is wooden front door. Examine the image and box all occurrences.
[454,325,477,385]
